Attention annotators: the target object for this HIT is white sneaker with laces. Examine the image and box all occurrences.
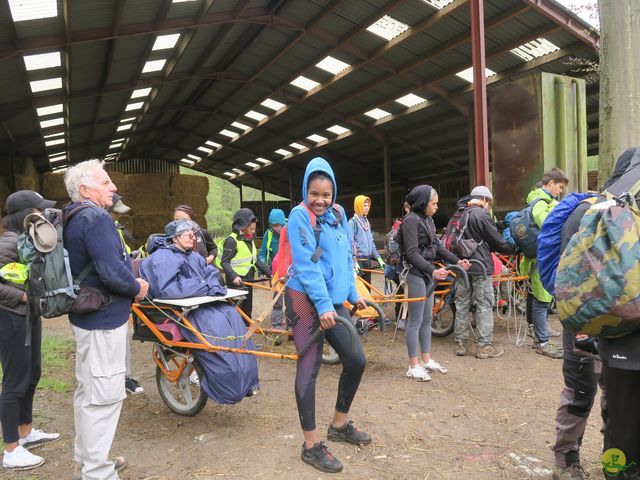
[18,428,60,449]
[405,365,431,382]
[420,358,448,374]
[189,371,200,387]
[2,446,44,470]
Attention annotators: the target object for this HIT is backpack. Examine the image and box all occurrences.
[383,220,402,266]
[509,197,552,257]
[442,205,483,258]
[20,205,92,318]
[272,202,343,279]
[556,181,640,337]
[537,193,597,295]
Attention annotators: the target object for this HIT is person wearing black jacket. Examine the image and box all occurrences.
[400,185,469,381]
[452,186,516,359]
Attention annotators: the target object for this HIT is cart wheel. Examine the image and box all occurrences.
[322,343,341,365]
[432,303,456,337]
[156,351,208,416]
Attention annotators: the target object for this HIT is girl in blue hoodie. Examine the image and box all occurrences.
[285,157,369,474]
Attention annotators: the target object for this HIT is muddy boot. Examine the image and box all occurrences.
[552,464,589,479]
[455,342,467,356]
[476,344,504,359]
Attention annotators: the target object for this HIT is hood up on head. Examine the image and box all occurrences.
[602,147,640,195]
[268,209,286,226]
[406,185,433,214]
[301,157,337,205]
[232,208,257,232]
[353,195,370,217]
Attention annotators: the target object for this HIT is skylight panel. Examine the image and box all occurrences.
[40,117,64,129]
[180,159,195,167]
[187,154,201,161]
[174,0,197,3]
[316,56,351,75]
[205,140,221,148]
[421,0,454,9]
[511,38,560,62]
[290,76,320,91]
[366,16,410,41]
[51,165,67,172]
[109,143,123,149]
[121,116,136,122]
[364,108,391,120]
[9,0,57,22]
[306,134,327,143]
[245,161,259,169]
[44,131,64,139]
[261,98,285,111]
[49,155,66,162]
[395,93,427,108]
[45,138,65,147]
[142,59,166,73]
[256,158,271,165]
[232,168,244,175]
[231,121,250,131]
[152,34,181,51]
[36,104,63,116]
[275,149,291,156]
[117,124,132,131]
[197,146,213,154]
[131,88,152,99]
[455,67,496,83]
[327,125,350,135]
[30,77,62,93]
[24,52,61,71]
[289,142,305,150]
[223,172,235,177]
[244,110,267,122]
[125,102,144,111]
[219,129,238,138]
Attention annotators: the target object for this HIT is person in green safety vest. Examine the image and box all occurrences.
[109,194,145,397]
[220,208,271,317]
[258,208,287,329]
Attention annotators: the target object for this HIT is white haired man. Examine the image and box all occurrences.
[63,160,148,480]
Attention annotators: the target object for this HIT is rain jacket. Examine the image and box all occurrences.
[519,188,558,303]
[259,209,286,266]
[348,195,380,260]
[286,157,359,316]
[140,245,259,404]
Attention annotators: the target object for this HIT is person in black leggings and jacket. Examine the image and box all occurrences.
[285,157,368,474]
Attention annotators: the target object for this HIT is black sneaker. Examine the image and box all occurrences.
[301,441,343,473]
[327,420,372,445]
[125,377,144,395]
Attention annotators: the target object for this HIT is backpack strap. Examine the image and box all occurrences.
[299,202,344,263]
[62,203,96,287]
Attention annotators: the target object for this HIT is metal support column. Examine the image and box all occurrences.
[260,177,266,236]
[238,183,243,206]
[383,140,392,230]
[470,0,490,187]
[288,169,294,209]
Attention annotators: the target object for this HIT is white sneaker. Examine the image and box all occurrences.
[2,446,44,470]
[18,428,60,449]
[189,371,200,387]
[420,358,448,374]
[405,365,431,382]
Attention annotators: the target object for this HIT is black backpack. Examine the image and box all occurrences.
[509,197,551,258]
[442,206,483,258]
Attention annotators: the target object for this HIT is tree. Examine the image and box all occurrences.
[598,0,640,181]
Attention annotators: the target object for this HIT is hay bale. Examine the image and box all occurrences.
[131,214,167,246]
[125,192,170,215]
[42,173,68,199]
[0,176,10,212]
[168,195,208,215]
[170,174,208,197]
[108,171,127,191]
[127,174,170,193]
[194,214,208,230]
[14,175,38,192]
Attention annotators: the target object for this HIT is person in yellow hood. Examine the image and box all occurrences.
[348,195,384,289]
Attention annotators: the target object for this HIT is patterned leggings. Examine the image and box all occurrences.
[285,288,366,431]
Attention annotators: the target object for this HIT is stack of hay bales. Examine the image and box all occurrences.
[125,174,171,247]
[169,174,209,228]
[41,173,69,207]
[0,177,11,212]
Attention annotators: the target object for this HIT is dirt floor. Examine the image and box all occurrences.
[2,281,607,480]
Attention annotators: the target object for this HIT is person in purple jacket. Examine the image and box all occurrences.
[63,159,148,480]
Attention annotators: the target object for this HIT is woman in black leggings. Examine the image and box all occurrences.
[284,157,368,473]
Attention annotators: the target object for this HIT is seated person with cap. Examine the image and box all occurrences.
[139,220,259,404]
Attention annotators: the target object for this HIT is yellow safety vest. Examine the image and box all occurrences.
[229,232,257,276]
[115,222,132,255]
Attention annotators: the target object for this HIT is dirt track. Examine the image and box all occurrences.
[2,285,606,480]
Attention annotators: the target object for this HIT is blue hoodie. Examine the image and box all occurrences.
[259,209,286,265]
[286,157,359,315]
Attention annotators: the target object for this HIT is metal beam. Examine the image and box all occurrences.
[470,0,489,186]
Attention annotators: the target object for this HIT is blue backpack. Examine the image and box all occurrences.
[537,193,597,295]
[509,197,552,257]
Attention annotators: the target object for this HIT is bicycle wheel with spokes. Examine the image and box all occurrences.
[432,302,456,337]
[322,342,341,365]
[156,351,208,416]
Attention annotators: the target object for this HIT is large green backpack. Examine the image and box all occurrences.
[556,182,640,337]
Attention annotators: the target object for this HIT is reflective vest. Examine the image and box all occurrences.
[115,222,132,255]
[229,232,257,276]
[265,229,274,264]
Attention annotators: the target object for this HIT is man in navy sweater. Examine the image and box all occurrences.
[63,159,148,480]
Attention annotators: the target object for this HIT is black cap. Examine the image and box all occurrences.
[5,190,56,214]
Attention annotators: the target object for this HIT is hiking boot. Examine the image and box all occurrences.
[327,420,372,445]
[527,324,536,339]
[536,342,563,359]
[18,428,60,449]
[2,446,44,470]
[552,464,589,479]
[301,442,343,473]
[420,358,448,374]
[476,344,504,359]
[455,342,467,356]
[72,456,127,480]
[405,365,431,382]
[125,377,144,395]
